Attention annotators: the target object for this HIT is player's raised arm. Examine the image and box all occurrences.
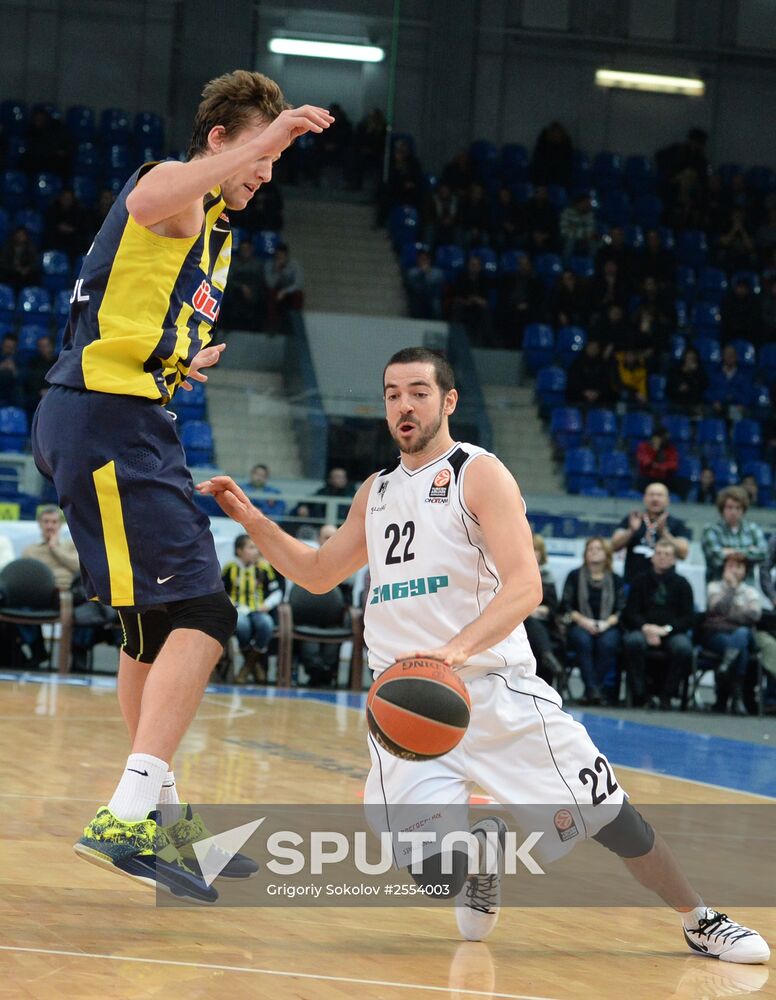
[196,474,372,593]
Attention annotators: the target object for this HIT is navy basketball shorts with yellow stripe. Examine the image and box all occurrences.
[32,384,223,609]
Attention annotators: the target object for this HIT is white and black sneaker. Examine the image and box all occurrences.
[455,816,507,942]
[684,908,770,964]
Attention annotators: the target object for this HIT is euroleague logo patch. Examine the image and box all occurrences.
[554,808,579,843]
[426,468,451,504]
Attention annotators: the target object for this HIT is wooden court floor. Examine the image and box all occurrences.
[0,678,773,1000]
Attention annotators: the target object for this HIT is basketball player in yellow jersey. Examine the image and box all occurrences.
[199,347,768,962]
[32,71,333,902]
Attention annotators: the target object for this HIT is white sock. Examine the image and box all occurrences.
[681,904,709,929]
[158,771,183,826]
[107,753,169,822]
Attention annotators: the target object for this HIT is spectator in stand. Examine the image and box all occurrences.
[546,268,590,329]
[708,344,752,416]
[728,173,753,221]
[562,536,626,706]
[23,335,55,418]
[717,208,757,271]
[86,188,116,238]
[0,334,22,407]
[688,466,717,505]
[755,204,776,258]
[635,426,680,494]
[440,149,475,195]
[629,276,675,356]
[459,182,491,248]
[656,127,708,226]
[740,474,759,508]
[222,534,282,683]
[498,253,542,344]
[491,186,525,251]
[425,182,460,247]
[591,259,628,314]
[621,540,695,710]
[44,189,88,259]
[377,137,423,225]
[611,482,691,583]
[524,185,558,253]
[721,277,762,346]
[318,102,353,173]
[524,534,564,686]
[314,466,356,522]
[264,243,304,331]
[531,121,573,189]
[346,108,386,191]
[701,485,767,584]
[22,107,72,177]
[636,229,676,290]
[566,338,613,407]
[0,226,40,290]
[699,173,731,239]
[239,463,286,520]
[756,535,776,707]
[559,191,597,258]
[406,249,445,320]
[450,254,492,345]
[610,347,648,404]
[760,276,776,343]
[220,240,265,330]
[701,552,761,715]
[595,226,634,275]
[667,347,708,414]
[589,303,629,353]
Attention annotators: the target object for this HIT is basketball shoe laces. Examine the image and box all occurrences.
[694,910,757,946]
[464,872,499,915]
[172,810,232,861]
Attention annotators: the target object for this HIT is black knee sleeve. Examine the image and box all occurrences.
[118,591,237,664]
[407,849,469,898]
[593,799,655,858]
[166,589,237,648]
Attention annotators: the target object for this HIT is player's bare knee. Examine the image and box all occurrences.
[407,849,469,898]
[592,800,655,859]
[165,589,237,648]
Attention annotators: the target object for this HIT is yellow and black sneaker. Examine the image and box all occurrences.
[73,806,218,903]
[165,804,259,879]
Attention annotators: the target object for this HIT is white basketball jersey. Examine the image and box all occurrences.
[363,442,536,681]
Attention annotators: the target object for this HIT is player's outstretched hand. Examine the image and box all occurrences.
[179,342,226,391]
[256,106,334,159]
[196,475,258,526]
[397,644,470,670]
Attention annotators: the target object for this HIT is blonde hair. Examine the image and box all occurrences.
[532,534,547,565]
[187,70,289,159]
[584,535,613,572]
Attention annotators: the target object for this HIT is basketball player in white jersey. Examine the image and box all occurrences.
[197,347,768,964]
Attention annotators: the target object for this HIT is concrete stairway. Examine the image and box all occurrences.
[484,384,564,494]
[204,369,303,480]
[283,196,407,316]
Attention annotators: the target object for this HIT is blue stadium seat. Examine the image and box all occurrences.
[523,323,555,373]
[499,249,526,274]
[16,286,51,320]
[668,334,687,364]
[647,373,667,405]
[0,284,14,324]
[65,105,96,141]
[105,144,130,178]
[535,366,567,410]
[0,100,27,135]
[400,242,427,271]
[501,144,528,171]
[389,204,420,247]
[0,170,29,212]
[579,485,609,498]
[0,406,28,451]
[32,172,62,210]
[74,141,100,176]
[675,265,696,302]
[0,206,9,246]
[678,455,702,486]
[17,324,49,361]
[172,380,206,422]
[572,151,591,188]
[592,152,623,191]
[600,190,632,226]
[470,247,498,276]
[662,414,692,445]
[745,166,776,194]
[179,420,214,465]
[657,225,675,251]
[624,155,656,195]
[556,326,586,367]
[567,255,595,279]
[621,411,653,445]
[697,417,727,454]
[600,451,632,492]
[5,136,26,169]
[731,270,761,295]
[742,460,773,505]
[732,419,762,464]
[691,302,721,338]
[751,383,772,415]
[32,102,60,120]
[100,107,131,143]
[469,140,498,170]
[623,224,644,250]
[547,185,568,211]
[694,336,722,370]
[759,344,776,384]
[729,338,756,368]
[585,408,618,452]
[677,229,708,269]
[134,111,164,147]
[435,245,466,282]
[565,448,598,494]
[104,177,125,197]
[72,175,98,209]
[510,181,534,204]
[254,230,281,258]
[14,208,44,245]
[697,267,728,304]
[41,250,70,293]
[633,195,663,230]
[54,289,71,321]
[550,407,583,450]
[712,458,739,488]
[534,253,563,288]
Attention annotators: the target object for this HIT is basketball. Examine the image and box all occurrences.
[366,657,472,760]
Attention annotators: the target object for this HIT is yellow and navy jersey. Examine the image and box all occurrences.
[46,161,232,402]
[222,559,281,611]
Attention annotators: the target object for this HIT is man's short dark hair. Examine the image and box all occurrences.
[234,533,251,555]
[383,348,455,394]
[251,463,269,474]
